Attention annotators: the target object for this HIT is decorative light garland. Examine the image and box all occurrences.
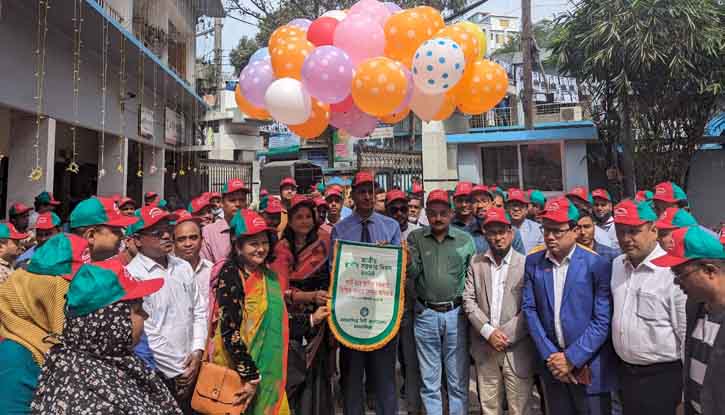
[136,49,145,178]
[30,0,51,182]
[67,0,82,174]
[117,36,126,174]
[98,18,109,179]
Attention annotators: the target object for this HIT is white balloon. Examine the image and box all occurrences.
[412,38,466,95]
[410,86,444,121]
[264,78,311,125]
[322,10,347,21]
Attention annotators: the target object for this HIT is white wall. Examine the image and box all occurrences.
[7,115,56,206]
[563,141,589,190]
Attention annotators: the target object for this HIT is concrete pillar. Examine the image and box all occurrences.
[142,143,165,198]
[421,120,458,192]
[0,108,10,160]
[97,136,128,197]
[8,115,56,205]
[251,160,260,204]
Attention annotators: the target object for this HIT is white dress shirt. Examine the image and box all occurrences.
[597,216,620,250]
[481,249,513,340]
[193,258,214,307]
[401,221,421,241]
[516,218,545,254]
[611,244,687,365]
[546,245,577,348]
[126,253,209,378]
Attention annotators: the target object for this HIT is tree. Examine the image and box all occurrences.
[224,0,469,49]
[491,19,560,57]
[229,36,259,76]
[551,0,725,195]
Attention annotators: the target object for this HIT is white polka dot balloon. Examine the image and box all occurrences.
[411,38,465,95]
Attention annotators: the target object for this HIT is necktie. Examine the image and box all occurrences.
[360,219,371,243]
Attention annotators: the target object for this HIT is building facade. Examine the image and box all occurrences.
[469,12,521,56]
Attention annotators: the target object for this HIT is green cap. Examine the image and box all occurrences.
[66,259,164,318]
[529,190,547,207]
[652,226,725,267]
[230,209,272,238]
[613,199,658,226]
[27,233,89,279]
[655,207,698,230]
[70,197,138,229]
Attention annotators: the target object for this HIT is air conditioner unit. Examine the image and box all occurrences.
[560,106,583,122]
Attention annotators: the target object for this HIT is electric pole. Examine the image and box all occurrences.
[521,0,535,130]
[213,17,224,105]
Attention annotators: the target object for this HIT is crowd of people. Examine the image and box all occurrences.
[0,174,724,415]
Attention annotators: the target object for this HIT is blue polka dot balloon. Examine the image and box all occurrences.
[412,37,465,95]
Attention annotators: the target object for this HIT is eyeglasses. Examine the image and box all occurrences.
[139,225,173,238]
[542,227,573,239]
[673,266,700,282]
[389,206,409,214]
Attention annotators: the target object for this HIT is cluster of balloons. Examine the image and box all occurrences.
[234,0,509,139]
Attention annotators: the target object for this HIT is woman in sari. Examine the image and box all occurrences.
[30,259,179,414]
[270,195,334,415]
[209,209,329,414]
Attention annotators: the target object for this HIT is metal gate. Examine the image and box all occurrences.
[357,147,423,191]
[201,159,253,194]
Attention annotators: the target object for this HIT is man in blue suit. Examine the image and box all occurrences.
[522,197,618,415]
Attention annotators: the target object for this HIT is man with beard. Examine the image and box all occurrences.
[567,186,614,248]
[611,199,686,415]
[324,187,344,226]
[506,188,544,254]
[592,189,619,249]
[576,211,621,264]
[463,207,536,415]
[452,182,475,229]
[127,206,207,414]
[466,185,525,256]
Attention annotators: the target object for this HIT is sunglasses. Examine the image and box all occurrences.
[389,206,409,214]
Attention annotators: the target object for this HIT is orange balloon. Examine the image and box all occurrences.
[432,93,456,121]
[415,6,445,33]
[271,36,314,79]
[384,10,434,68]
[351,57,408,117]
[268,25,306,50]
[436,23,481,64]
[380,108,410,124]
[453,60,509,115]
[234,85,270,120]
[289,98,330,139]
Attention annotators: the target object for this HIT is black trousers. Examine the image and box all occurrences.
[340,337,399,415]
[158,371,194,415]
[619,360,683,415]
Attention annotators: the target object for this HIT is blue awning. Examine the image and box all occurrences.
[447,121,597,144]
[705,113,725,137]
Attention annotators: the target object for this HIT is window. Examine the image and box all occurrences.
[480,143,563,191]
[521,143,563,191]
[481,146,519,188]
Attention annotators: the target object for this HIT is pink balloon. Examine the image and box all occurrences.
[333,14,385,67]
[331,95,354,113]
[330,105,378,137]
[384,2,402,14]
[238,58,275,108]
[410,86,444,121]
[349,0,392,27]
[301,46,354,104]
[393,66,414,113]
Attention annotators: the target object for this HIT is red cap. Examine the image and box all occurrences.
[223,178,250,195]
[137,206,178,231]
[264,197,283,214]
[259,188,269,198]
[1,222,29,240]
[483,207,511,226]
[427,189,450,206]
[325,188,343,200]
[280,177,297,188]
[507,188,528,204]
[567,186,590,203]
[9,203,32,216]
[100,198,140,227]
[453,182,473,198]
[35,212,60,230]
[411,182,424,194]
[540,197,578,224]
[94,258,165,301]
[290,195,315,210]
[209,191,222,199]
[612,199,657,226]
[144,192,158,200]
[386,189,408,204]
[110,194,121,203]
[314,197,328,208]
[353,171,375,187]
[471,185,491,196]
[189,194,212,214]
[591,188,611,202]
[174,209,201,226]
[118,197,136,208]
[720,225,725,245]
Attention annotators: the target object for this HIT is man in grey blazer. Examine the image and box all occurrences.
[463,207,536,415]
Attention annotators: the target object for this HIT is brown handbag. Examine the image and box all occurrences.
[191,279,249,415]
[191,359,249,415]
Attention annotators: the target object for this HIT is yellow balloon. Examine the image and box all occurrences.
[457,21,487,59]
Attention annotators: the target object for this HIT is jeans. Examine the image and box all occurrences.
[414,302,470,415]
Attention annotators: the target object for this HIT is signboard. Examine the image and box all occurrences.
[165,107,180,145]
[268,132,300,155]
[139,106,154,139]
[370,127,394,140]
[333,130,353,162]
[328,240,406,351]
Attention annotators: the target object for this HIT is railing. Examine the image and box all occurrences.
[201,159,254,203]
[95,0,127,27]
[468,102,589,129]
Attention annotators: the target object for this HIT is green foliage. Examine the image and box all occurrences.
[492,19,560,57]
[550,0,725,188]
[229,36,259,76]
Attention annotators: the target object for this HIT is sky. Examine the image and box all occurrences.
[197,0,572,76]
